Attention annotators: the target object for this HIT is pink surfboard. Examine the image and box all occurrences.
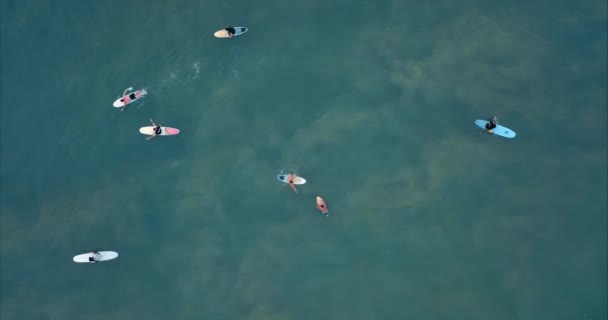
[139,126,180,136]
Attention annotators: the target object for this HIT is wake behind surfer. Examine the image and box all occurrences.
[482,116,498,135]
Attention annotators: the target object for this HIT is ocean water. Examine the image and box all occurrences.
[1,1,606,319]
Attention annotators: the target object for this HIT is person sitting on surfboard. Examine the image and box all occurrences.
[88,251,99,262]
[225,27,236,38]
[287,174,298,193]
[147,119,163,140]
[484,116,498,134]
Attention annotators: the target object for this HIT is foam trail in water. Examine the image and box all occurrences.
[278,165,301,176]
[139,60,201,96]
[232,45,241,79]
[187,62,200,81]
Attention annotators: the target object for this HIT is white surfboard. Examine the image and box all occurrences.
[475,119,516,138]
[73,251,118,263]
[113,89,147,108]
[214,27,248,38]
[139,126,180,136]
[277,174,307,185]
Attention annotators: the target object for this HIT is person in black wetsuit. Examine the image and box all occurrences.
[483,116,498,134]
[147,119,163,140]
[89,251,99,263]
[225,27,236,38]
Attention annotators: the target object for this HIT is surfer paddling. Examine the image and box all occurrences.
[276,172,306,192]
[119,87,134,111]
[118,87,146,111]
[481,116,498,135]
[315,196,328,216]
[287,174,298,193]
[147,119,163,140]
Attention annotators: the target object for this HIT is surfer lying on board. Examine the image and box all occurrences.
[147,119,163,140]
[482,116,498,135]
[119,87,135,111]
[316,196,329,216]
[225,27,236,38]
[120,87,142,111]
[287,174,298,193]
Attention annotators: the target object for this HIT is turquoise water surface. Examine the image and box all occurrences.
[1,1,606,319]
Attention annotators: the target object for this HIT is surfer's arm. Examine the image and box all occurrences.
[123,86,134,96]
[289,184,298,193]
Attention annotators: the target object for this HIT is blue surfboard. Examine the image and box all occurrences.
[475,119,516,138]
